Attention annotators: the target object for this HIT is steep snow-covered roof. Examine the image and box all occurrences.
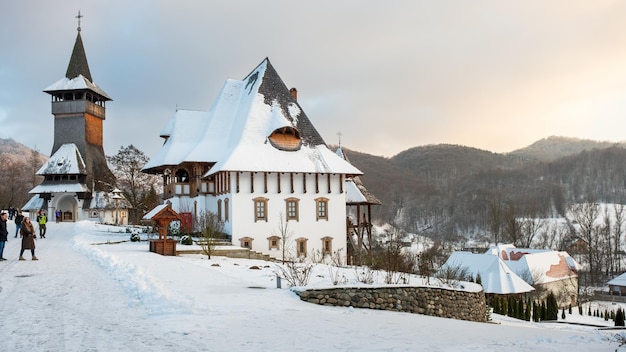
[441,251,535,294]
[143,58,361,176]
[36,143,87,175]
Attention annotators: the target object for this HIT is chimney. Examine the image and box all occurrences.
[290,87,298,101]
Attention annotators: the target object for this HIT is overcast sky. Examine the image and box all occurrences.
[2,1,626,159]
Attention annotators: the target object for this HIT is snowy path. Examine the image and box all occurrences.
[0,222,180,351]
[0,221,619,351]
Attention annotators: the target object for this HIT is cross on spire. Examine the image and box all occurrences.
[76,10,83,32]
[337,131,343,147]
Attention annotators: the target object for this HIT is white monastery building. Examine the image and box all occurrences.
[143,58,363,262]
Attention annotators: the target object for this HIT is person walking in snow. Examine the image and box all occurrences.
[0,212,8,261]
[19,217,37,261]
[37,211,47,238]
[14,210,24,238]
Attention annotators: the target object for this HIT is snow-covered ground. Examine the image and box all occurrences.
[0,220,623,351]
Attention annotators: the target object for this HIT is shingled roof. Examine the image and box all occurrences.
[66,31,92,82]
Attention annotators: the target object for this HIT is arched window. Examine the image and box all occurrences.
[224,198,230,222]
[268,126,302,151]
[217,199,223,222]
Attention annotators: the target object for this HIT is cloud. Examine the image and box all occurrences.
[2,1,626,158]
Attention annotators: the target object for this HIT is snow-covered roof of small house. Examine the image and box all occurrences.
[608,272,626,287]
[440,251,535,294]
[485,244,581,285]
[143,58,362,177]
[36,143,87,175]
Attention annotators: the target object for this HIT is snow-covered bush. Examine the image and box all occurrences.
[180,235,193,245]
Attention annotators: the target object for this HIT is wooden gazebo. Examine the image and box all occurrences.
[143,204,183,256]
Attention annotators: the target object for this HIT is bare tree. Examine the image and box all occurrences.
[195,210,225,260]
[614,204,625,273]
[519,218,546,248]
[488,198,503,245]
[108,145,161,223]
[566,201,601,284]
[503,204,522,245]
[275,212,293,263]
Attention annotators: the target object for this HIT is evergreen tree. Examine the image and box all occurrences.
[588,305,592,316]
[578,305,583,315]
[508,296,515,317]
[517,299,524,320]
[568,304,572,315]
[525,301,531,321]
[532,301,539,322]
[546,292,558,320]
[540,301,547,321]
[561,308,565,320]
[616,308,625,327]
[475,273,482,286]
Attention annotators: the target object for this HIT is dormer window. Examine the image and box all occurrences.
[268,127,302,151]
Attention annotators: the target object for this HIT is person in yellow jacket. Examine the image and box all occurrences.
[37,211,47,238]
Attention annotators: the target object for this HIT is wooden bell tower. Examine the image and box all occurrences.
[43,11,116,191]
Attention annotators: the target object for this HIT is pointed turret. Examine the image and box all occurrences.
[65,31,93,82]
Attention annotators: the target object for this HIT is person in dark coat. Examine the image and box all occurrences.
[19,217,37,261]
[14,210,24,238]
[0,211,8,261]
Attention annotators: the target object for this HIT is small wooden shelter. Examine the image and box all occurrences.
[143,204,182,256]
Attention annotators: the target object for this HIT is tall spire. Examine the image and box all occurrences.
[65,11,93,82]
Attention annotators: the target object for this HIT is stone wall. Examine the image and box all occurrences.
[295,286,487,322]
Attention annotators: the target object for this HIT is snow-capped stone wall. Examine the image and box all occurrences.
[295,286,487,322]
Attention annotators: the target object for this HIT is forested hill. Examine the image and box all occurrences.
[0,138,47,209]
[4,134,626,241]
[341,136,626,241]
